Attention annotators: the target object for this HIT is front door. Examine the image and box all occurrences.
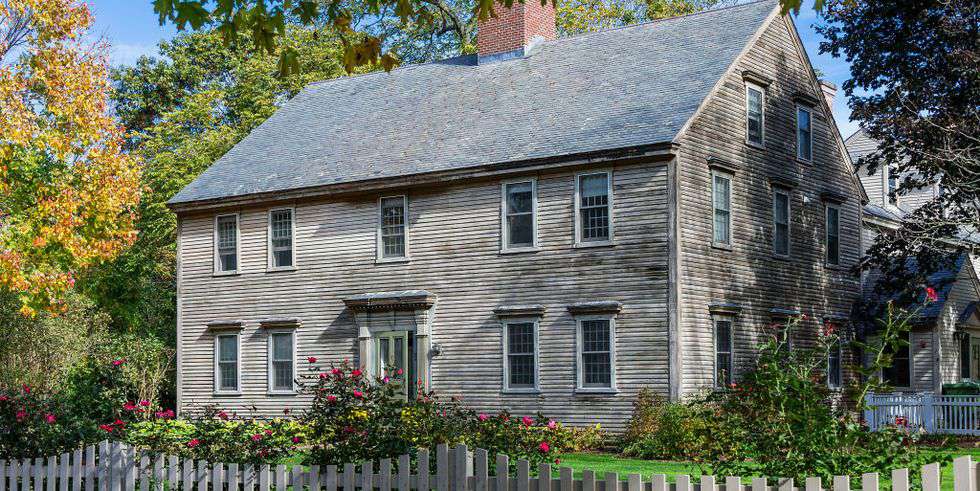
[374,331,416,399]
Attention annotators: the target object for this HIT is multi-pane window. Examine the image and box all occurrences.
[961,335,971,380]
[215,214,238,273]
[828,339,842,388]
[577,172,612,244]
[578,318,615,390]
[215,334,239,393]
[887,165,898,205]
[503,180,536,250]
[379,196,408,259]
[269,208,294,269]
[773,189,791,257]
[712,172,732,246]
[825,204,840,265]
[746,83,765,146]
[268,332,295,393]
[881,331,911,388]
[797,107,812,161]
[714,318,734,387]
[505,321,537,390]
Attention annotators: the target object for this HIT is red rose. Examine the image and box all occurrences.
[15,410,26,422]
[124,402,138,411]
[327,395,337,403]
[522,416,534,427]
[217,411,229,420]
[292,436,301,444]
[353,390,363,398]
[307,357,317,363]
[538,442,550,453]
[187,439,200,448]
[45,414,56,424]
[925,287,938,302]
[251,434,263,442]
[139,400,150,407]
[351,369,362,377]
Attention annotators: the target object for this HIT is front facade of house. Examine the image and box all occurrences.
[170,0,865,428]
[847,130,980,394]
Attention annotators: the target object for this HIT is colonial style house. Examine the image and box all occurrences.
[847,129,980,394]
[168,0,866,428]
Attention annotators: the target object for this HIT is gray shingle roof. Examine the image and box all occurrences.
[169,0,777,205]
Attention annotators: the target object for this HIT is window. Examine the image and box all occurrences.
[502,180,537,251]
[214,333,240,393]
[575,171,613,245]
[267,331,295,393]
[745,83,765,146]
[797,106,812,161]
[825,204,840,266]
[268,208,294,269]
[881,332,911,388]
[214,214,239,273]
[887,165,898,205]
[712,172,732,246]
[960,334,970,380]
[378,196,408,260]
[577,317,616,391]
[714,318,734,387]
[828,340,842,388]
[773,189,791,257]
[503,320,538,391]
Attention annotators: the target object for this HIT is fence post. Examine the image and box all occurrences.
[921,463,940,491]
[724,477,739,491]
[953,456,973,491]
[861,473,878,491]
[891,468,909,491]
[922,393,936,433]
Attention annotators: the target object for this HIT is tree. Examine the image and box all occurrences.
[817,0,979,306]
[0,0,141,316]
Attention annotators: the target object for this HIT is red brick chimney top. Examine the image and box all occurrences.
[477,0,556,62]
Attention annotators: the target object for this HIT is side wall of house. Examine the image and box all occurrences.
[674,16,864,394]
[177,159,671,428]
[937,258,980,387]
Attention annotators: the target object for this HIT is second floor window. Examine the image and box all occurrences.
[215,333,239,393]
[502,180,537,250]
[887,165,898,205]
[269,208,294,269]
[576,172,612,244]
[378,196,408,260]
[825,204,840,265]
[504,321,537,391]
[215,214,239,273]
[268,331,295,393]
[712,172,732,246]
[797,106,812,161]
[772,189,790,257]
[745,83,765,146]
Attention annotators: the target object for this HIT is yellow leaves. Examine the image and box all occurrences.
[0,0,141,316]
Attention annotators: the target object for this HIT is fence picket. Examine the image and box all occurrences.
[953,456,973,491]
[360,461,373,490]
[515,461,529,491]
[627,473,641,491]
[493,455,507,491]
[653,474,668,491]
[891,468,908,491]
[604,472,618,491]
[124,448,136,491]
[377,459,391,491]
[181,460,193,491]
[325,465,337,491]
[341,464,353,491]
[1,459,6,491]
[559,468,572,491]
[310,465,320,491]
[274,465,285,491]
[453,445,467,491]
[167,456,178,490]
[833,476,849,491]
[151,455,162,491]
[83,447,93,491]
[58,454,69,491]
[229,464,239,491]
[44,456,55,491]
[137,455,148,491]
[700,474,714,491]
[805,477,821,491]
[436,445,449,491]
[258,465,269,491]
[677,474,691,491]
[32,458,42,491]
[20,458,29,491]
[861,473,878,491]
[418,449,430,491]
[244,465,255,491]
[777,478,793,491]
[290,465,303,490]
[473,450,487,491]
[397,455,410,491]
[212,463,224,491]
[195,461,208,491]
[750,477,766,491]
[538,464,552,491]
[581,470,595,491]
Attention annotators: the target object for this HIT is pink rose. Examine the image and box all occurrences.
[112,359,126,367]
[353,390,363,399]
[478,413,489,422]
[251,434,263,442]
[538,442,550,453]
[327,395,337,403]
[265,429,273,436]
[319,373,327,379]
[22,385,30,394]
[292,436,301,444]
[396,368,404,375]
[45,414,56,424]
[383,376,390,384]
[217,411,229,420]
[332,368,342,376]
[15,411,26,422]
[926,287,938,302]
[547,420,557,429]
[123,402,137,411]
[187,439,200,448]
[139,400,150,407]
[522,416,534,427]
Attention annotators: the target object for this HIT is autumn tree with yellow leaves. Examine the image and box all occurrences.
[0,0,141,316]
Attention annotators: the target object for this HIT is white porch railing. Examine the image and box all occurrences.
[865,392,980,435]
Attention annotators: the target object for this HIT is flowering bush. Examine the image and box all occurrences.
[620,389,711,460]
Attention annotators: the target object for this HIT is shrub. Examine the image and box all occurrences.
[620,389,710,460]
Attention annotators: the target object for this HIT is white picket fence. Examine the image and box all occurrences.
[865,392,980,435]
[0,441,977,491]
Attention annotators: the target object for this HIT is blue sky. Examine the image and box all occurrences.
[88,0,858,138]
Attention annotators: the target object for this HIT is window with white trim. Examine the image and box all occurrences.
[378,196,408,260]
[576,317,616,390]
[887,165,899,205]
[215,214,239,273]
[881,331,911,388]
[502,180,537,250]
[827,339,842,388]
[825,204,840,266]
[503,320,537,390]
[745,83,765,146]
[268,331,295,393]
[714,317,734,388]
[772,189,791,257]
[797,106,812,161]
[712,171,732,246]
[575,171,612,244]
[269,208,294,269]
[215,333,240,393]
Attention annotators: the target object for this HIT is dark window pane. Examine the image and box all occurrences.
[508,214,534,247]
[797,108,811,160]
[747,87,763,144]
[882,333,911,387]
[507,182,533,214]
[828,341,842,387]
[961,336,971,380]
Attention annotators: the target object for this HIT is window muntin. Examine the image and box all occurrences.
[269,208,294,269]
[881,332,911,388]
[746,83,765,146]
[828,340,842,388]
[268,331,295,393]
[577,318,615,390]
[215,214,239,273]
[504,321,537,390]
[773,189,791,257]
[825,204,840,266]
[714,318,734,388]
[215,334,239,393]
[712,172,732,246]
[502,180,537,250]
[378,196,408,260]
[797,106,812,161]
[576,172,612,244]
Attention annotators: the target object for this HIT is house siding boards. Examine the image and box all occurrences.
[673,16,863,393]
[177,160,670,428]
[936,258,980,387]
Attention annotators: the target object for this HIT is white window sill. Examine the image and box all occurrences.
[213,391,242,397]
[500,246,540,255]
[746,140,766,150]
[267,390,297,397]
[712,242,733,251]
[575,388,619,395]
[501,388,541,395]
[266,266,297,273]
[213,271,240,277]
[573,240,615,249]
[376,257,411,265]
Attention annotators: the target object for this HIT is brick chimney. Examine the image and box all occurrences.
[477,0,556,63]
[819,80,837,110]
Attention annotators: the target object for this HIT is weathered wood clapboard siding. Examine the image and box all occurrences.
[673,16,864,393]
[857,166,886,206]
[177,160,670,428]
[935,258,980,388]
